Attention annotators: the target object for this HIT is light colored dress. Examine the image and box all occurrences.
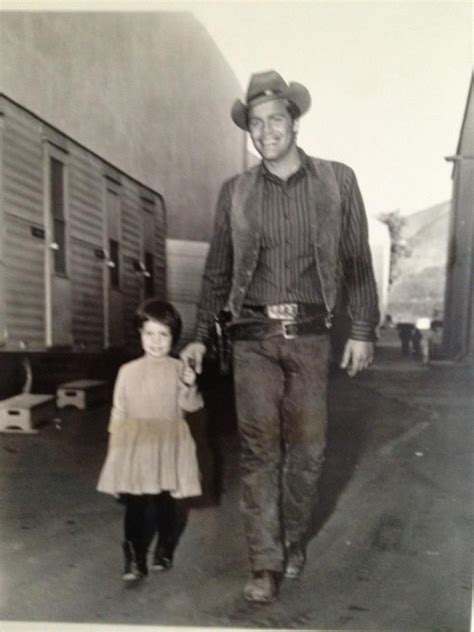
[97,355,203,498]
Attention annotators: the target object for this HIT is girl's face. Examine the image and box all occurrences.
[140,319,173,359]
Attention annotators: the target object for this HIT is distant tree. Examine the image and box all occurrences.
[378,209,410,284]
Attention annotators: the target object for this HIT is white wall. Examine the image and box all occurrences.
[368,216,391,322]
[166,239,209,342]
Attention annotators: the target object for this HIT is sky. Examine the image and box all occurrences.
[3,0,473,217]
[188,1,473,217]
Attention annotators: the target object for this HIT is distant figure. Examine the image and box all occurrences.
[397,322,415,356]
[382,313,393,329]
[97,299,203,581]
[181,70,379,603]
[411,327,423,358]
[427,319,444,361]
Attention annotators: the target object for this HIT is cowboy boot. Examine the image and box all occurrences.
[244,570,279,603]
[284,542,306,579]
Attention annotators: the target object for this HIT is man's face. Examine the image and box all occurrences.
[248,98,298,162]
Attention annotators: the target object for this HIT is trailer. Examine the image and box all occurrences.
[0,95,167,358]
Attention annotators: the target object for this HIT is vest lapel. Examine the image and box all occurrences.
[227,167,262,316]
[308,159,342,310]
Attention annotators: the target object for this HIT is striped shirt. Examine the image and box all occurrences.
[195,149,379,342]
[245,161,323,305]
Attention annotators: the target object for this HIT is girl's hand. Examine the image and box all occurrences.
[180,342,206,375]
[181,361,197,387]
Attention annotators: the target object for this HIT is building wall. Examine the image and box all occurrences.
[166,238,209,344]
[443,77,474,359]
[0,100,45,348]
[0,11,246,242]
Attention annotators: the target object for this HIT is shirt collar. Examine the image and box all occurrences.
[258,147,317,184]
[298,148,318,176]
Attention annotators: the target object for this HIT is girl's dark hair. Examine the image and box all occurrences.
[135,299,182,344]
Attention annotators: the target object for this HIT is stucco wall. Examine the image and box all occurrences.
[0,11,246,241]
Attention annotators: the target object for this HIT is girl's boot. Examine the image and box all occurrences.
[122,541,142,582]
[151,543,173,571]
[135,539,149,578]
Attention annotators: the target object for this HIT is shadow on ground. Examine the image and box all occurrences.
[307,366,368,541]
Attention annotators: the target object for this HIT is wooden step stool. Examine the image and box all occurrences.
[0,394,57,433]
[56,379,108,410]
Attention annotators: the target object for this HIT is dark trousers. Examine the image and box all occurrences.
[122,492,187,558]
[232,333,330,573]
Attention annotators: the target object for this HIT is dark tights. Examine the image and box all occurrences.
[122,492,187,558]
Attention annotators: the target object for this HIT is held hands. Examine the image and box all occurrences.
[340,339,374,377]
[180,360,197,387]
[180,342,207,375]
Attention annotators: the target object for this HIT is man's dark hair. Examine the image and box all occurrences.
[135,299,182,344]
[246,98,301,128]
[286,101,301,121]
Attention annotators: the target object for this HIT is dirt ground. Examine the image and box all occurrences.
[0,337,472,631]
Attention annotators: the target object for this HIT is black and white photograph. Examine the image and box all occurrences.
[0,1,472,631]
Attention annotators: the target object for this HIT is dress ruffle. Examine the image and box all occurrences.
[97,415,201,498]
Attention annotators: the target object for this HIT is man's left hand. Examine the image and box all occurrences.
[340,339,375,377]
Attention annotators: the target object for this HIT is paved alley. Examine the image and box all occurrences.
[0,344,472,631]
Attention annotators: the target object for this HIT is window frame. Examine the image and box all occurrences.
[43,140,70,279]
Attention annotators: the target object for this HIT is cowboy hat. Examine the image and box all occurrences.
[231,70,311,131]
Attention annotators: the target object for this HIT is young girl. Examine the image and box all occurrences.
[97,299,203,581]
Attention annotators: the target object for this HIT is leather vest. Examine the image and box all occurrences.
[225,158,342,317]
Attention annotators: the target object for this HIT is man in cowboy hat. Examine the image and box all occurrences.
[182,70,379,603]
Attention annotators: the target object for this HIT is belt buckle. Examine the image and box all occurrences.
[282,321,297,340]
[266,303,298,319]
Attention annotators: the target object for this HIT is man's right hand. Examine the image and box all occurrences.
[180,342,207,375]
